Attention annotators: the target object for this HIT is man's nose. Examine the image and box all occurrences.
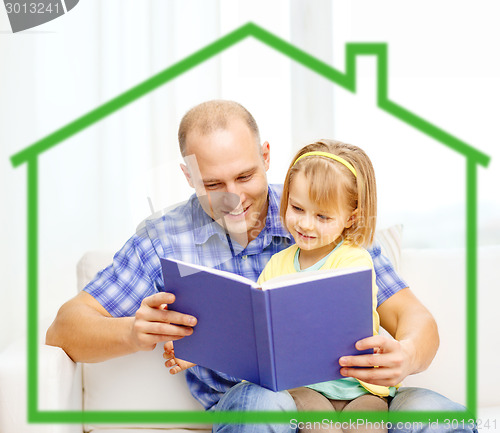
[221,191,241,210]
[225,183,245,205]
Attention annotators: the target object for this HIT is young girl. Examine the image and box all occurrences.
[257,139,395,433]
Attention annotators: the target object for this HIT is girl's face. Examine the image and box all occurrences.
[285,171,354,262]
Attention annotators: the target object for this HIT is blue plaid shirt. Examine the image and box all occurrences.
[84,184,407,409]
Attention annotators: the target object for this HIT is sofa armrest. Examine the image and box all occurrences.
[39,344,82,413]
[0,338,82,433]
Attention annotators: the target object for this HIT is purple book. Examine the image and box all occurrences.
[160,257,373,391]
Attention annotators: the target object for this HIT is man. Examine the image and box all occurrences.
[46,100,472,433]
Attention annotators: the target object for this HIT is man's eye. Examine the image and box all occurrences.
[205,184,220,190]
[239,175,252,181]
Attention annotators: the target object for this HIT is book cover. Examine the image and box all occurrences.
[160,257,373,391]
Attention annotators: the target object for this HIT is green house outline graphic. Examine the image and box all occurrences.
[10,22,491,426]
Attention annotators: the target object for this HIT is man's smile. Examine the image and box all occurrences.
[223,204,251,219]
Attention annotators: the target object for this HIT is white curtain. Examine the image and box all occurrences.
[0,0,304,350]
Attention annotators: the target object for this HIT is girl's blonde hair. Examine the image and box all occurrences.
[280,139,377,247]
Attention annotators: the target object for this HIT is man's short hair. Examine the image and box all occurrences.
[178,100,261,156]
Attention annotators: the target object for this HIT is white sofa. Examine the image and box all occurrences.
[1,243,499,433]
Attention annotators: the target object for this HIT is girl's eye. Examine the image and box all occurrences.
[291,205,303,212]
[318,215,330,221]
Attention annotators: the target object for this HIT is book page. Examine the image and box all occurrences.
[166,257,260,286]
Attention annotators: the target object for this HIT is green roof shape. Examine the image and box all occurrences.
[10,21,491,168]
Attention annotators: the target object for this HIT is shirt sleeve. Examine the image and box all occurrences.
[368,241,408,307]
[83,230,163,317]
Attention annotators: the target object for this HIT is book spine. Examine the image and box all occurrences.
[250,289,277,391]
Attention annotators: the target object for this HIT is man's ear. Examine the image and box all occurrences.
[261,141,270,171]
[180,163,194,188]
[346,208,358,228]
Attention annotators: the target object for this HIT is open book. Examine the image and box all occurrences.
[160,257,373,391]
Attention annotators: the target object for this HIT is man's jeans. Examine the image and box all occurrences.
[212,383,476,433]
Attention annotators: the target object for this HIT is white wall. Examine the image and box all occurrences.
[1,1,499,354]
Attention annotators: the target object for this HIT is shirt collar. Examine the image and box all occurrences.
[191,195,228,245]
[265,184,292,240]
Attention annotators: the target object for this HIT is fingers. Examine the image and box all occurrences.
[163,340,174,353]
[339,366,403,387]
[164,356,177,368]
[131,327,186,353]
[142,292,175,308]
[140,293,198,327]
[137,307,197,330]
[339,351,402,368]
[167,365,183,375]
[354,335,395,352]
[134,314,194,339]
[340,335,400,364]
[338,335,406,387]
[130,292,197,352]
[164,354,182,374]
[162,350,196,375]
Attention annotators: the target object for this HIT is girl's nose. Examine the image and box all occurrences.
[299,214,315,231]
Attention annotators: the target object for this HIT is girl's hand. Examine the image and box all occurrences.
[163,341,196,374]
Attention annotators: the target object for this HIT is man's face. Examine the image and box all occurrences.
[181,118,270,245]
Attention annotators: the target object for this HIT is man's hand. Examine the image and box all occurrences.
[128,292,197,352]
[163,341,196,374]
[338,335,415,387]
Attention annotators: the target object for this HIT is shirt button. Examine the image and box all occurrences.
[242,255,248,260]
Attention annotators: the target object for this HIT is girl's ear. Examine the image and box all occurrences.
[346,208,358,228]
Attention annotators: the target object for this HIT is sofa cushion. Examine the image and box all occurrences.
[83,345,210,431]
[399,247,466,405]
[399,245,500,409]
[376,224,403,272]
[77,250,114,292]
